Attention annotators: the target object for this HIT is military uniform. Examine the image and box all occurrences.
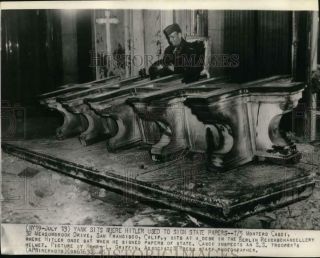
[149,24,204,83]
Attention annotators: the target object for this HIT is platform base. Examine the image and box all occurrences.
[2,138,316,224]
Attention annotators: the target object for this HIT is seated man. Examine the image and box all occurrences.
[149,23,205,83]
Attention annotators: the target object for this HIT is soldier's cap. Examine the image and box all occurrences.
[163,23,182,37]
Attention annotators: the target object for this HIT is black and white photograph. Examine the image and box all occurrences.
[1,0,320,256]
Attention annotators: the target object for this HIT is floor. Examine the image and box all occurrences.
[1,152,209,227]
[2,147,320,229]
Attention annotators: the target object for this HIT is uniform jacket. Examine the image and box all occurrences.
[149,38,205,83]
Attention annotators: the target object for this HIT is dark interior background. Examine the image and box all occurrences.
[1,10,313,107]
[1,10,93,106]
[223,11,292,82]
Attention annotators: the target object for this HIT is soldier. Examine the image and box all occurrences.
[149,23,205,83]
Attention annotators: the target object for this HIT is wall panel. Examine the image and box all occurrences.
[208,10,292,82]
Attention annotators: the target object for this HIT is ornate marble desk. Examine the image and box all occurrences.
[56,76,144,145]
[39,76,120,139]
[128,75,304,170]
[85,74,184,151]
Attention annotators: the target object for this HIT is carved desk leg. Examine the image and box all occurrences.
[250,91,303,164]
[77,104,107,146]
[102,105,161,152]
[104,104,144,151]
[132,99,190,161]
[185,92,255,170]
[63,101,113,146]
[138,119,161,146]
[47,101,87,140]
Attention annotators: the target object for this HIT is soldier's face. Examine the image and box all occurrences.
[169,32,182,46]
